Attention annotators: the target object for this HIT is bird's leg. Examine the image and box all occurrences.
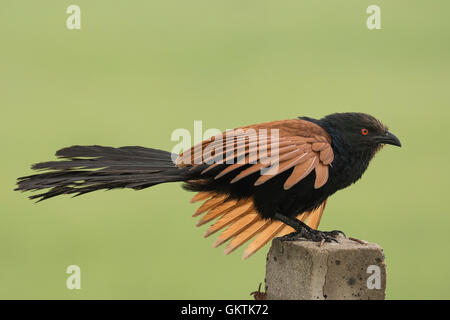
[274,212,345,243]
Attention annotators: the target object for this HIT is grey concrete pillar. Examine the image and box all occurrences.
[265,236,386,300]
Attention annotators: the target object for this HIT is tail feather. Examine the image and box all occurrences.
[15,145,187,201]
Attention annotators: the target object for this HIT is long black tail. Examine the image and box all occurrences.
[15,145,189,202]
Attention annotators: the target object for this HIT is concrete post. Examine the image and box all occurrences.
[265,236,386,300]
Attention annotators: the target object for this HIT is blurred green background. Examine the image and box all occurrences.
[1,0,449,299]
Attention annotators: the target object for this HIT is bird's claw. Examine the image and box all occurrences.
[278,228,344,244]
[329,230,346,238]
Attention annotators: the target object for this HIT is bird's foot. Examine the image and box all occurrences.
[279,227,345,243]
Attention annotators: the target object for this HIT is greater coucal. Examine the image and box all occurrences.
[15,112,401,258]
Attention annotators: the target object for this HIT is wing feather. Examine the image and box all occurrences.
[201,200,252,232]
[191,192,329,258]
[224,220,270,255]
[312,142,328,151]
[212,213,259,247]
[314,162,329,189]
[190,191,213,203]
[196,199,239,226]
[283,156,318,190]
[242,221,285,259]
[178,119,334,190]
[319,146,334,165]
[193,194,227,217]
[305,200,327,229]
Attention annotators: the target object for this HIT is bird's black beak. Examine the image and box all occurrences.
[377,131,402,147]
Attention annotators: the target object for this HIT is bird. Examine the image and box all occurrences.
[15,112,401,259]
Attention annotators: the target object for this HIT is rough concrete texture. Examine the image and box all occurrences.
[265,236,386,300]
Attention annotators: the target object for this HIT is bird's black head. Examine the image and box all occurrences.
[306,112,402,152]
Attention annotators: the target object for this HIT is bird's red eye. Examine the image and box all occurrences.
[361,128,369,135]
